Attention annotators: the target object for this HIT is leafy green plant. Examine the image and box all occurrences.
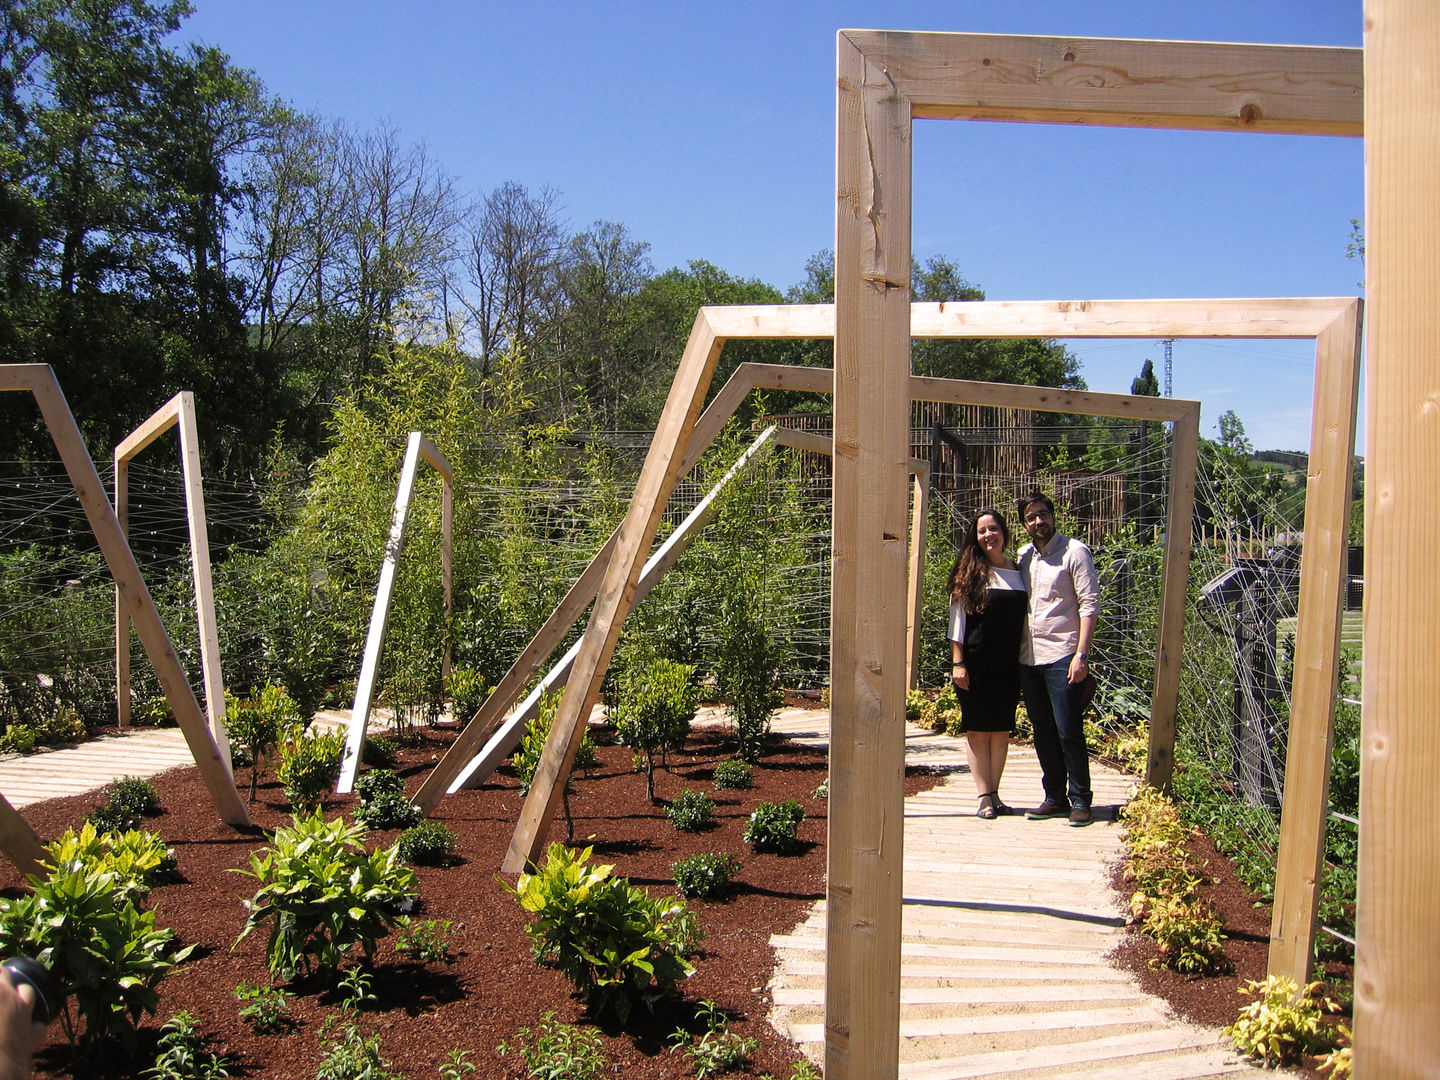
[143,1011,232,1080]
[511,693,599,793]
[393,917,454,963]
[671,853,741,900]
[711,758,752,790]
[338,966,378,1010]
[225,683,300,801]
[0,723,35,754]
[353,770,421,831]
[1226,975,1343,1067]
[438,1049,477,1080]
[446,666,487,725]
[713,574,782,762]
[277,725,347,808]
[1138,892,1230,975]
[789,1064,822,1080]
[395,820,458,866]
[496,1011,608,1080]
[811,778,828,800]
[87,775,162,832]
[506,842,697,1023]
[744,799,805,854]
[613,656,699,801]
[44,822,176,904]
[234,982,293,1033]
[37,703,87,745]
[670,999,759,1079]
[904,688,929,722]
[361,735,399,770]
[0,861,193,1052]
[315,1014,404,1080]
[667,789,716,832]
[235,809,418,980]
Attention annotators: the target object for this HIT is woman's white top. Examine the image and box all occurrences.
[948,566,1026,643]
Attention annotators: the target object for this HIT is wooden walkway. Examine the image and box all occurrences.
[0,728,196,808]
[765,707,1277,1080]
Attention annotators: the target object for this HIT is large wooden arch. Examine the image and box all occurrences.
[831,29,1373,1078]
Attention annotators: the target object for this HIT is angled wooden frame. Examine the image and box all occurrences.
[337,432,453,793]
[0,365,249,859]
[114,391,230,780]
[832,30,1361,1077]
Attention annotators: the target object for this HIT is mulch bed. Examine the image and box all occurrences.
[2,717,946,1079]
[1108,818,1354,1079]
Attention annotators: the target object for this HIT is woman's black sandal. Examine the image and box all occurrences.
[976,792,998,820]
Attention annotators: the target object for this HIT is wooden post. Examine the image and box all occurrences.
[1148,404,1200,791]
[337,432,453,793]
[1356,4,1440,1074]
[503,312,725,872]
[1269,300,1362,986]
[2,366,248,828]
[830,30,911,1078]
[0,793,45,879]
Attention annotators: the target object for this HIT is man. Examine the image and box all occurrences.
[1016,492,1100,826]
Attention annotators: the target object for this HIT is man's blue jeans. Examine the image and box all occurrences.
[1020,656,1092,808]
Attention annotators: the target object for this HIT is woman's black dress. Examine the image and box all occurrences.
[949,567,1028,733]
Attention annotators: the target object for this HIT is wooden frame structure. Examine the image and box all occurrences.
[114,392,229,777]
[831,29,1363,1078]
[0,366,249,858]
[337,431,453,793]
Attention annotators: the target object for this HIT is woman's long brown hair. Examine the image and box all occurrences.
[946,508,1012,615]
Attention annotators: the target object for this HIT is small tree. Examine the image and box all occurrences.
[226,683,302,802]
[713,575,782,763]
[612,657,698,802]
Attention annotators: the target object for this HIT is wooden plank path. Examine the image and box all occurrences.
[764,706,1284,1079]
[0,728,196,809]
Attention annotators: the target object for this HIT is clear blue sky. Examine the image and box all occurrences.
[179,1,1364,452]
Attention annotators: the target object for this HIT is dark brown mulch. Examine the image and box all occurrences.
[3,722,946,1079]
[1108,824,1354,1080]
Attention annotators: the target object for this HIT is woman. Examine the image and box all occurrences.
[947,508,1028,819]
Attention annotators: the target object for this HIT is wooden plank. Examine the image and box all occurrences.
[1268,301,1362,985]
[1356,5,1440,1076]
[1147,403,1200,791]
[114,452,132,728]
[338,433,426,793]
[0,365,248,828]
[703,297,1356,341]
[0,792,45,879]
[840,31,1363,136]
[418,437,454,686]
[830,29,910,1079]
[503,311,726,872]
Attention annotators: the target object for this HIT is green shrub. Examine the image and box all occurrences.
[507,842,697,1023]
[36,703,87,745]
[1226,975,1343,1067]
[744,799,805,854]
[446,666,488,725]
[225,684,300,801]
[670,999,758,1079]
[0,861,193,1053]
[234,982,293,1034]
[394,916,454,964]
[235,809,418,980]
[44,823,176,904]
[671,853,741,900]
[144,1011,232,1080]
[353,770,421,831]
[904,688,929,722]
[612,656,698,801]
[496,1011,607,1080]
[276,725,346,808]
[395,820,458,867]
[315,1015,403,1080]
[86,775,162,833]
[0,724,35,754]
[713,576,782,763]
[711,758,752,790]
[667,790,716,832]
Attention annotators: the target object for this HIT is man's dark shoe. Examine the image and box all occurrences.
[1025,799,1067,820]
[1068,805,1093,826]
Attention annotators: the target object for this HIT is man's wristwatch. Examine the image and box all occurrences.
[1076,651,1088,661]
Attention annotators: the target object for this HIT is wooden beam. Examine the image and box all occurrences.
[0,792,45,880]
[337,432,454,793]
[1269,300,1362,986]
[828,30,910,1079]
[1146,403,1201,791]
[840,31,1363,136]
[0,365,248,827]
[1356,4,1439,1074]
[503,311,726,872]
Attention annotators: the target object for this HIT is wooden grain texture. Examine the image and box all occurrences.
[0,365,248,829]
[1356,4,1440,1075]
[831,29,910,1078]
[1268,301,1362,986]
[503,311,725,872]
[0,792,44,880]
[840,30,1362,136]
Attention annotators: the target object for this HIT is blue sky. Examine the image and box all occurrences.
[179,2,1364,452]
